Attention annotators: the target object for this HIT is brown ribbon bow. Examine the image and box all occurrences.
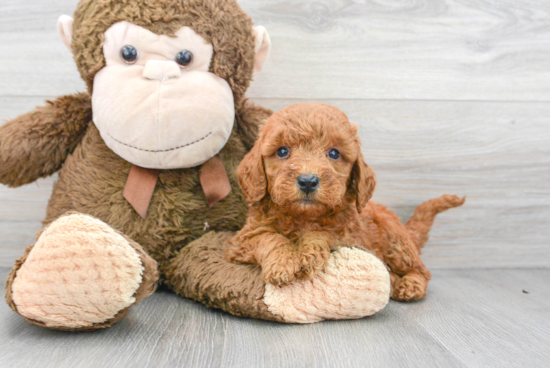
[123,155,232,219]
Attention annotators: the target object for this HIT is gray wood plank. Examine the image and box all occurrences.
[0,176,53,222]
[219,305,464,368]
[0,221,42,268]
[2,0,550,101]
[0,96,59,122]
[1,268,549,368]
[0,0,77,33]
[471,268,550,297]
[0,285,226,368]
[399,269,550,367]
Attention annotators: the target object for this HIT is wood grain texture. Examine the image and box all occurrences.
[2,0,550,100]
[1,267,548,368]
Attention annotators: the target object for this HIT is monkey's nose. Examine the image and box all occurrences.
[297,174,320,194]
[143,60,181,81]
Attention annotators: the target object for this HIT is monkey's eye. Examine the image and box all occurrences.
[277,146,290,159]
[328,149,340,160]
[120,45,138,64]
[176,50,194,68]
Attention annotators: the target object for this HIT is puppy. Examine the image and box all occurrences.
[226,103,464,302]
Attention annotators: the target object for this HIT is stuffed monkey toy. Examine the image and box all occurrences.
[0,0,390,330]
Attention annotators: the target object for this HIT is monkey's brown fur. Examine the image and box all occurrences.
[0,93,91,188]
[227,103,465,301]
[1,0,283,329]
[72,0,256,108]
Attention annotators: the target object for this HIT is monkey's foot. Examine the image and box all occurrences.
[5,213,158,331]
[264,247,390,323]
[167,234,390,324]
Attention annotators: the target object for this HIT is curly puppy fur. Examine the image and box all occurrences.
[226,103,465,302]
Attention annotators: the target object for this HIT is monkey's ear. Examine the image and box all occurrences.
[237,141,267,205]
[57,15,74,52]
[252,26,271,73]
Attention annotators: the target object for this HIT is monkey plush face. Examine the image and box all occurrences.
[57,0,270,169]
[92,21,235,169]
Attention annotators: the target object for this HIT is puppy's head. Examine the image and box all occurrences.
[238,103,376,215]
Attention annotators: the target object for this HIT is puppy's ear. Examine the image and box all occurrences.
[237,141,267,205]
[349,150,376,212]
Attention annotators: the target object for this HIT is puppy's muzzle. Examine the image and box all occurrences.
[297,174,320,195]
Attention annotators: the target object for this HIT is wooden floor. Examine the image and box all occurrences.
[1,267,549,368]
[1,0,550,367]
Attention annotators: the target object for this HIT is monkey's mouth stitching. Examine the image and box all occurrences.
[107,132,213,153]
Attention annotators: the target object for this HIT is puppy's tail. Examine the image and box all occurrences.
[405,195,465,250]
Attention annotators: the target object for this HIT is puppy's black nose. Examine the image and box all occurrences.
[297,174,320,194]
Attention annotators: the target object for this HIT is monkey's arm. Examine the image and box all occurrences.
[0,93,92,187]
[235,100,272,150]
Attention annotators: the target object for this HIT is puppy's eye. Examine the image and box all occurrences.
[121,45,138,64]
[176,50,194,67]
[328,149,340,160]
[277,146,290,159]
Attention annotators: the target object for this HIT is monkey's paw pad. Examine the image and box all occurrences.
[263,247,390,323]
[11,214,145,329]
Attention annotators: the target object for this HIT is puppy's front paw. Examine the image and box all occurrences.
[225,246,255,264]
[262,254,301,287]
[299,247,330,279]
